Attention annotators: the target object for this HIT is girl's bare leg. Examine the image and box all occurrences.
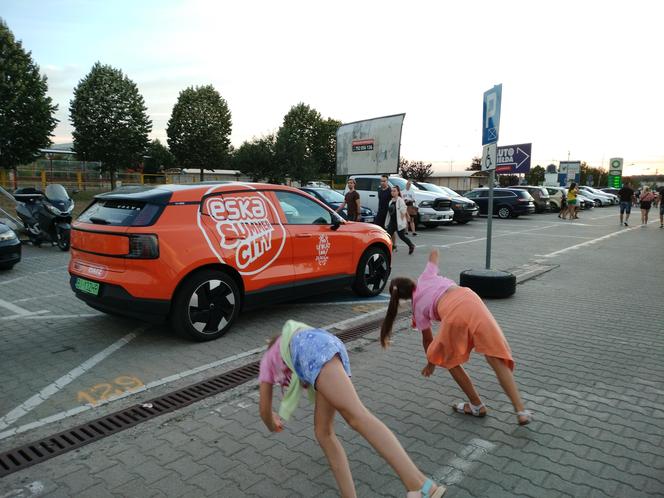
[484,355,527,422]
[316,357,437,495]
[447,365,486,415]
[314,393,356,497]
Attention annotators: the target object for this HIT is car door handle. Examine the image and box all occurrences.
[295,233,312,238]
[369,194,376,197]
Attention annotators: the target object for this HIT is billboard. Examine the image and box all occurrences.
[495,143,532,174]
[336,113,405,175]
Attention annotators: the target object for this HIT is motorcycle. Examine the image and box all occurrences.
[14,184,74,251]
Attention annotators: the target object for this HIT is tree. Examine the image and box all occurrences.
[70,62,151,189]
[274,103,324,184]
[579,162,607,187]
[143,139,175,178]
[525,165,545,185]
[467,157,482,171]
[312,117,342,179]
[400,158,433,182]
[0,19,58,174]
[233,134,279,182]
[167,85,232,181]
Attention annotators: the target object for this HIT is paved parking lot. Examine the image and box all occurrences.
[1,208,663,497]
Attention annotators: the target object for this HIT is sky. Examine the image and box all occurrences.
[2,0,662,176]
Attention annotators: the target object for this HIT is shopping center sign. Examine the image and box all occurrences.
[495,143,532,174]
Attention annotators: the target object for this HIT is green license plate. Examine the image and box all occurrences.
[75,277,100,296]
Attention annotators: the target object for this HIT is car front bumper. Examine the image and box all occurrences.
[0,238,22,267]
[419,208,454,225]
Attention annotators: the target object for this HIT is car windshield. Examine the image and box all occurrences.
[316,189,344,203]
[387,177,410,190]
[417,182,448,195]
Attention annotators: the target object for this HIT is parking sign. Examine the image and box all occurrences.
[482,84,502,145]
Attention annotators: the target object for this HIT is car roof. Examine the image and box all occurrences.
[96,182,306,203]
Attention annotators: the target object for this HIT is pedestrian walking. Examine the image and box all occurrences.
[658,186,664,228]
[374,174,392,229]
[564,183,579,220]
[617,182,635,226]
[386,185,415,255]
[258,320,447,498]
[337,178,361,221]
[403,180,418,236]
[639,186,656,225]
[380,249,532,426]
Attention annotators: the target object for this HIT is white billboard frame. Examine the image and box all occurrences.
[336,113,405,175]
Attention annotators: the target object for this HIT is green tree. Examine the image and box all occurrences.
[313,117,342,179]
[579,162,607,187]
[233,134,279,182]
[274,103,325,184]
[400,158,433,182]
[0,19,58,173]
[525,165,545,185]
[167,85,232,181]
[466,157,482,171]
[70,62,151,189]
[143,139,175,181]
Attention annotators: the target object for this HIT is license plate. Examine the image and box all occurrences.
[75,277,100,296]
[364,217,374,223]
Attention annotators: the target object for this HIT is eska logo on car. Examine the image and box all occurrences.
[69,183,392,341]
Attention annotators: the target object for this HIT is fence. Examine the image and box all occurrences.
[0,161,251,191]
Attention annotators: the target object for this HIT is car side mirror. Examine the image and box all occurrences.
[331,216,342,230]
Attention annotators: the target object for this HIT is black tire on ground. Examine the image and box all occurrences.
[459,269,516,299]
[57,228,70,251]
[0,263,15,271]
[456,220,469,224]
[171,269,241,341]
[497,206,512,219]
[352,246,390,297]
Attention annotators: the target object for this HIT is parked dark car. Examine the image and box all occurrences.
[299,187,375,223]
[464,188,536,218]
[513,185,551,213]
[413,182,479,223]
[0,222,21,270]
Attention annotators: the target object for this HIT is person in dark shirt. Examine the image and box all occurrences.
[658,186,664,228]
[336,179,361,221]
[374,174,392,229]
[617,182,635,226]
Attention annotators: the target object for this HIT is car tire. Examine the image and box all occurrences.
[171,269,241,342]
[0,263,15,271]
[497,206,511,219]
[352,247,390,297]
[459,269,516,298]
[456,220,469,224]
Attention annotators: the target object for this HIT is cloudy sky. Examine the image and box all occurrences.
[2,0,662,175]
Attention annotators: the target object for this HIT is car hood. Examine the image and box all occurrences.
[450,195,475,205]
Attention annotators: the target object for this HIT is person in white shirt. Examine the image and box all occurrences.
[403,180,418,236]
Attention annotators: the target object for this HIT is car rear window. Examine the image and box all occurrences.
[78,199,163,226]
[514,190,533,199]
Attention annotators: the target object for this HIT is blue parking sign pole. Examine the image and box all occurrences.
[482,85,502,269]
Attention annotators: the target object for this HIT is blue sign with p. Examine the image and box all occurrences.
[482,84,502,146]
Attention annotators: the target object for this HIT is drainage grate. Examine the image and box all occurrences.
[0,312,403,477]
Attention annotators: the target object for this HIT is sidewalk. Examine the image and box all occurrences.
[1,222,663,497]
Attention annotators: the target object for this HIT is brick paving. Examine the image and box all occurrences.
[1,213,663,497]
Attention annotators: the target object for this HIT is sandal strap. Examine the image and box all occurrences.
[420,478,434,496]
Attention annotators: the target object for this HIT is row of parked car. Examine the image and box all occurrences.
[324,175,622,223]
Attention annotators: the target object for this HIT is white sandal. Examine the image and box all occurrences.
[517,410,533,426]
[453,402,486,417]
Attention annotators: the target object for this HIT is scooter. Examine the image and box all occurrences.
[13,184,74,251]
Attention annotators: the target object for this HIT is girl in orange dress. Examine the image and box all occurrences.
[380,248,532,425]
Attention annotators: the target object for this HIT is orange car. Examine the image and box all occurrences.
[69,183,392,341]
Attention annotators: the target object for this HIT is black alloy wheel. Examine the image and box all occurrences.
[352,247,390,297]
[172,270,241,341]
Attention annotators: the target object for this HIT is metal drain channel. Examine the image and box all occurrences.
[0,312,398,477]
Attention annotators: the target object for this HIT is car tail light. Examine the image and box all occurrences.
[517,198,531,203]
[127,234,159,259]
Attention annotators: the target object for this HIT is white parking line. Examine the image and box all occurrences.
[0,330,141,432]
[0,312,390,441]
[0,313,102,321]
[539,223,646,258]
[433,438,496,486]
[0,298,37,316]
[433,224,557,248]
